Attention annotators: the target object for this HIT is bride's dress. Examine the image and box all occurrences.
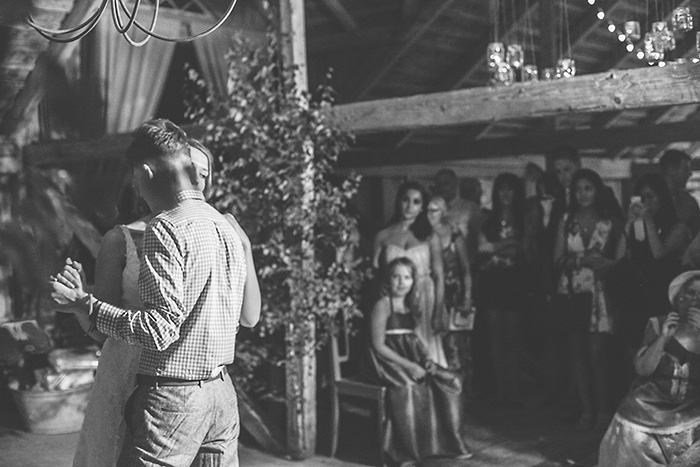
[73,226,142,467]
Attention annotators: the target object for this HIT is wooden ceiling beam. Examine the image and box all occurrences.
[315,0,358,32]
[0,0,101,141]
[329,63,700,134]
[348,0,456,101]
[339,119,700,166]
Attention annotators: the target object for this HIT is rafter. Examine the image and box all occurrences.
[0,0,101,141]
[348,0,456,101]
[315,0,358,32]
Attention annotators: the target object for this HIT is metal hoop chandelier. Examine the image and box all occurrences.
[28,0,239,47]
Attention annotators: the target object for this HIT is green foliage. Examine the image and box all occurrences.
[185,32,367,391]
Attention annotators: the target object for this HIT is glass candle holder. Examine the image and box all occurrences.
[507,44,524,69]
[489,62,514,86]
[487,42,505,70]
[644,32,664,62]
[556,57,576,78]
[672,6,694,32]
[522,64,538,82]
[541,67,556,80]
[624,21,641,42]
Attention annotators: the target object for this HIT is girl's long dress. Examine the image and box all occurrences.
[383,243,447,366]
[598,316,700,466]
[73,226,143,467]
[368,309,470,463]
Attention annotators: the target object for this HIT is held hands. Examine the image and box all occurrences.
[50,258,88,309]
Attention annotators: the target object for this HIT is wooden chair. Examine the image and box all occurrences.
[328,314,387,466]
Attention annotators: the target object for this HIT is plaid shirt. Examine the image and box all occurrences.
[94,190,247,379]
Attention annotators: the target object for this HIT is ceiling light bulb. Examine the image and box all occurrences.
[608,23,616,32]
[588,0,596,4]
[636,50,645,59]
[626,43,634,52]
[618,33,626,42]
[597,10,605,20]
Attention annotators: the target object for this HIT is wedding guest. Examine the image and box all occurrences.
[619,173,688,353]
[598,270,700,467]
[427,195,474,395]
[659,149,700,237]
[554,168,625,431]
[475,172,527,405]
[367,257,472,467]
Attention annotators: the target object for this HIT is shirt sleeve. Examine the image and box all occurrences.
[94,218,187,351]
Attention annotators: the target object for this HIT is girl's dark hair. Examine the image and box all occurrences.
[383,257,419,317]
[482,172,526,240]
[568,169,617,219]
[390,180,432,241]
[633,172,678,232]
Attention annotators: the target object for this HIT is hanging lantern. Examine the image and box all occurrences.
[644,32,664,63]
[507,44,524,69]
[522,64,539,82]
[541,67,556,80]
[624,21,641,42]
[490,62,514,86]
[556,57,576,78]
[487,42,506,70]
[671,6,693,32]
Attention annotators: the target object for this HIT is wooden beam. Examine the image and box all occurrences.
[328,63,700,134]
[342,119,700,165]
[315,0,358,32]
[349,0,456,101]
[0,0,101,141]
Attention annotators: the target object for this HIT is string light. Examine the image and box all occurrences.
[588,0,647,61]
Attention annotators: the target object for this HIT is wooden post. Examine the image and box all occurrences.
[279,0,316,460]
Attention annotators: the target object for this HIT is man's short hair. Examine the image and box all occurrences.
[549,145,581,168]
[659,149,691,172]
[126,118,190,166]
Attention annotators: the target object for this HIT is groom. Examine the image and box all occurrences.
[51,119,258,466]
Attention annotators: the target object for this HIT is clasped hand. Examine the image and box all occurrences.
[662,309,700,338]
[50,258,88,309]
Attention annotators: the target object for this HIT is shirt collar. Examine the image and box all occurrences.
[176,190,205,203]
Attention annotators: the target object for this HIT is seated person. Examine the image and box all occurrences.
[598,270,700,467]
[366,257,472,467]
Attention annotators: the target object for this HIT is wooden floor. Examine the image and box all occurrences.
[0,394,604,467]
[325,396,605,467]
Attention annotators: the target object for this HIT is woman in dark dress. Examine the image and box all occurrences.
[368,257,471,467]
[620,172,689,353]
[475,172,528,405]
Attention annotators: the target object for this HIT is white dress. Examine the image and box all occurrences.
[73,226,143,467]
